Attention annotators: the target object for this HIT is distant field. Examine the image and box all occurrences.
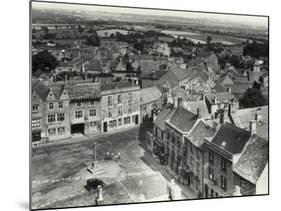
[161,30,246,45]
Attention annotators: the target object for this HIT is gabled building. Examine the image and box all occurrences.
[202,123,253,198]
[233,135,268,195]
[165,99,201,180]
[100,81,141,133]
[230,106,268,140]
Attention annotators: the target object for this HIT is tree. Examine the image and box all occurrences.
[86,33,100,46]
[32,50,57,75]
[206,36,212,46]
[239,87,266,108]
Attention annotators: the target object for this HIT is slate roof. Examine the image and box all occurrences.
[168,106,198,132]
[153,105,176,131]
[187,120,216,148]
[233,135,268,184]
[231,106,269,140]
[210,122,252,154]
[206,92,237,104]
[140,87,162,105]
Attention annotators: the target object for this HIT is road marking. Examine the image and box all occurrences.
[118,181,136,202]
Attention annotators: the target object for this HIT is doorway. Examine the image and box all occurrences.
[103,122,108,133]
[71,123,85,134]
[135,114,139,125]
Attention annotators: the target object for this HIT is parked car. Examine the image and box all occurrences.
[85,178,105,191]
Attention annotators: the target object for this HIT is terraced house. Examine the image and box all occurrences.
[100,81,140,133]
[31,79,140,144]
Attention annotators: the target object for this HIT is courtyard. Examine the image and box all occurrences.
[31,122,192,210]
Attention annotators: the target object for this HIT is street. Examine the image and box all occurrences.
[31,122,189,209]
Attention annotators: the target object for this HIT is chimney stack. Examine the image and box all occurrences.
[173,97,178,108]
[151,70,156,79]
[255,108,262,121]
[249,120,257,135]
[220,109,228,124]
[178,98,183,108]
[197,107,203,118]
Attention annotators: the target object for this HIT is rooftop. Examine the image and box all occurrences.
[187,120,216,148]
[231,106,268,140]
[168,106,198,133]
[233,135,268,184]
[154,105,176,131]
[140,87,162,105]
[209,122,252,155]
[206,92,237,104]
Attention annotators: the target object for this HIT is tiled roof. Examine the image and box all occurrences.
[168,106,198,132]
[32,80,101,101]
[187,120,216,148]
[206,92,237,104]
[210,122,252,154]
[140,70,168,80]
[67,83,100,100]
[233,135,268,184]
[231,106,268,140]
[140,87,162,105]
[101,81,137,91]
[181,100,209,117]
[154,105,176,131]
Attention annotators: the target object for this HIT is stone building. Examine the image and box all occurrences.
[202,122,253,198]
[100,81,141,133]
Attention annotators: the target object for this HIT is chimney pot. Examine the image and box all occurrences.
[249,120,257,135]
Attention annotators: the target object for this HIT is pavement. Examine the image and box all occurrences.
[31,121,196,210]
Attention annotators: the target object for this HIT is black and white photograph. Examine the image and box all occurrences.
[30,1,269,210]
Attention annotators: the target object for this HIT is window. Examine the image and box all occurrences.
[48,128,56,136]
[76,102,81,107]
[32,104,39,113]
[32,119,40,128]
[118,106,122,116]
[208,166,214,180]
[118,118,122,126]
[240,178,246,189]
[57,113,65,121]
[90,121,97,127]
[48,114,56,123]
[90,100,95,106]
[161,131,164,140]
[220,175,227,190]
[109,120,117,128]
[58,102,63,108]
[124,116,131,124]
[108,96,113,106]
[57,127,65,135]
[108,108,113,117]
[196,149,200,160]
[196,162,200,172]
[190,143,193,154]
[128,93,132,102]
[221,157,227,171]
[128,105,132,113]
[49,102,54,110]
[209,151,214,163]
[75,110,83,118]
[190,156,194,166]
[89,109,96,117]
[117,94,122,104]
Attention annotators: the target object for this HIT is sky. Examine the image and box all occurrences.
[32,1,268,28]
